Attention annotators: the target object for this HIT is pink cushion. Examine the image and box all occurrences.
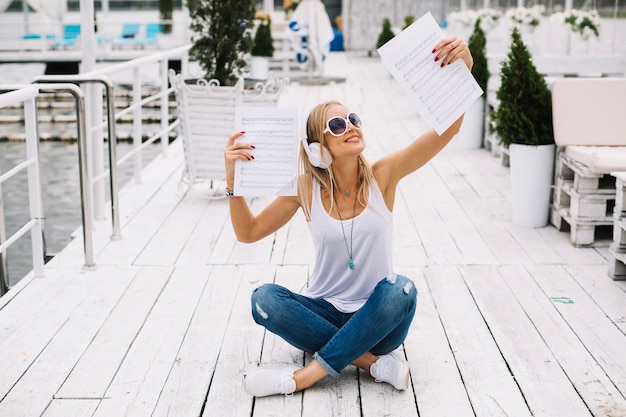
[565,146,626,174]
[552,78,626,146]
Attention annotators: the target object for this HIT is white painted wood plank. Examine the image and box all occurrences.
[92,266,210,417]
[202,264,275,417]
[0,266,136,417]
[228,197,277,264]
[151,264,241,417]
[425,157,499,265]
[392,195,428,268]
[175,197,230,266]
[359,346,418,417]
[301,362,361,417]
[134,194,211,265]
[566,264,626,324]
[437,151,532,265]
[0,271,99,400]
[57,266,172,398]
[500,265,626,417]
[528,264,626,396]
[95,160,186,266]
[426,265,532,417]
[504,223,566,265]
[462,265,592,417]
[404,267,474,417]
[538,226,608,265]
[281,210,314,266]
[41,399,99,417]
[399,172,464,265]
[45,141,185,270]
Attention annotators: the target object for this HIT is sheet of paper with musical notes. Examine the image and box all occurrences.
[234,107,299,196]
[377,12,483,135]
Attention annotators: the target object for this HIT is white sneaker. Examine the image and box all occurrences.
[243,363,302,397]
[370,352,410,390]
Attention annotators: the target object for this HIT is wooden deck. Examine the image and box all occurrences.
[1,52,626,417]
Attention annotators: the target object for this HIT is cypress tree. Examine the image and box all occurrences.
[491,27,554,147]
[187,0,256,86]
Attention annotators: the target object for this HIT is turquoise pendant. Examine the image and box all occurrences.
[345,190,349,197]
[349,261,355,270]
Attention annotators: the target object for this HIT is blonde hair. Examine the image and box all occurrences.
[299,100,375,220]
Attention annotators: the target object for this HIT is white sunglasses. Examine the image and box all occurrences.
[323,112,363,137]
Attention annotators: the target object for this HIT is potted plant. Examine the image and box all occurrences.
[186,0,256,86]
[402,15,415,30]
[250,13,275,79]
[158,0,173,34]
[376,18,395,50]
[490,26,555,227]
[455,17,489,150]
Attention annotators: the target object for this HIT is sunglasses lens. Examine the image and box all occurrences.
[328,117,348,135]
[348,113,362,129]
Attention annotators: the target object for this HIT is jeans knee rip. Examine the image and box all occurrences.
[255,302,269,320]
[386,273,398,284]
[386,274,414,295]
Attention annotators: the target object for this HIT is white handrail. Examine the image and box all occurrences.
[0,86,45,294]
[34,44,191,240]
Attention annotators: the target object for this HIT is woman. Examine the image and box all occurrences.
[224,36,473,397]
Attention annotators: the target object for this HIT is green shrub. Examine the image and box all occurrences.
[490,27,554,147]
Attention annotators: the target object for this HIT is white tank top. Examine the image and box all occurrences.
[302,178,393,313]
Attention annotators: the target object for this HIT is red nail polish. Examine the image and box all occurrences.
[251,145,256,149]
[431,48,437,53]
[434,56,439,62]
[240,131,245,134]
[440,62,445,68]
[251,155,255,160]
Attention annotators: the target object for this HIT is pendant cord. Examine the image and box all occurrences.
[333,191,357,269]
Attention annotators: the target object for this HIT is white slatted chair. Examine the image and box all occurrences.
[169,70,289,197]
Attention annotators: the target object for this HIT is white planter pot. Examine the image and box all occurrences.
[250,56,270,80]
[509,143,556,228]
[454,96,485,150]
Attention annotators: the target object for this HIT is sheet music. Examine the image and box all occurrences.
[234,107,299,196]
[377,12,483,135]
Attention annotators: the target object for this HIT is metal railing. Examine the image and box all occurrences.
[0,85,45,295]
[1,44,190,289]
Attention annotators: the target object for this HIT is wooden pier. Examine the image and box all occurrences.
[1,52,625,417]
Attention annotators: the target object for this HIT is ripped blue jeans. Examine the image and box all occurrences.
[250,273,417,377]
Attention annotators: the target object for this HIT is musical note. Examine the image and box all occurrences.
[377,12,483,135]
[233,107,299,197]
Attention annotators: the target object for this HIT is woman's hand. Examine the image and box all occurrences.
[224,131,255,186]
[432,36,474,71]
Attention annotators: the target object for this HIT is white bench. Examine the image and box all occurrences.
[484,55,626,161]
[609,171,626,280]
[550,78,626,247]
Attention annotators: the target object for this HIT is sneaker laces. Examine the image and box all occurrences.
[276,374,296,396]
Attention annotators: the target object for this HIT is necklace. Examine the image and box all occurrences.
[333,192,357,270]
[334,179,354,198]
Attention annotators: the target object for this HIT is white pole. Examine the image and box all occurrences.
[22,0,29,35]
[80,0,106,220]
[565,0,574,11]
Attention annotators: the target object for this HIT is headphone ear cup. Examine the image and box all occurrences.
[304,141,332,168]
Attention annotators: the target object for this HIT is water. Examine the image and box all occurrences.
[1,140,161,286]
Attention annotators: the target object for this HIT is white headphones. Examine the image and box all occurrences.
[301,136,333,169]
